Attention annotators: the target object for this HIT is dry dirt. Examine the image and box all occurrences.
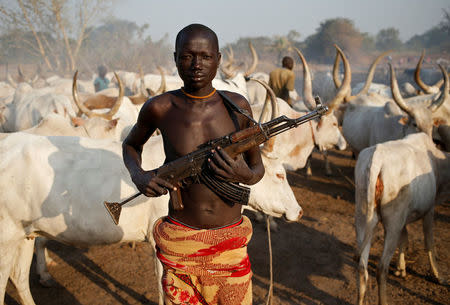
[5,148,449,305]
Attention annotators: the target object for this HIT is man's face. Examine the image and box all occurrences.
[174,32,221,91]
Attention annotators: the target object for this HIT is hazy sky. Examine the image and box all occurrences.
[112,0,449,46]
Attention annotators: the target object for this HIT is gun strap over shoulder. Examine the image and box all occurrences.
[196,90,253,206]
[217,90,257,124]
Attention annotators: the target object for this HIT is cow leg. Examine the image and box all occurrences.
[322,150,332,176]
[305,155,312,176]
[423,208,444,284]
[9,238,36,305]
[35,237,57,287]
[356,216,378,305]
[377,225,402,305]
[152,249,165,305]
[0,241,21,305]
[394,227,408,278]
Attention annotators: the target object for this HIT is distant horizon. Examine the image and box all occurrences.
[111,0,449,46]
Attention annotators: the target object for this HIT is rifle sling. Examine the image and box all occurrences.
[217,90,257,124]
[198,90,253,206]
[178,90,252,207]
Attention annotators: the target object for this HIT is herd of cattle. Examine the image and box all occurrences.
[0,44,448,305]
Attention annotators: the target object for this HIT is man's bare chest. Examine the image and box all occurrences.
[160,102,239,159]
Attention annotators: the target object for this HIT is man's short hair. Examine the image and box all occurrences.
[282,56,294,70]
[175,24,219,53]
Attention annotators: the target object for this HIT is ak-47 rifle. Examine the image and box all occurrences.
[104,97,328,225]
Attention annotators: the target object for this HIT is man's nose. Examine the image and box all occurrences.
[192,56,202,68]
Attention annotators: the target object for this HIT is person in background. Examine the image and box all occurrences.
[268,56,297,106]
[94,65,110,92]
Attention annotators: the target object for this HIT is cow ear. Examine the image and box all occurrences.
[398,116,409,125]
[433,117,445,127]
[107,118,119,130]
[71,116,85,127]
[384,101,402,116]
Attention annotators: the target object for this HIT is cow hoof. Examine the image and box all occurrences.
[268,219,279,232]
[437,276,448,286]
[47,260,58,267]
[394,269,406,278]
[39,277,58,287]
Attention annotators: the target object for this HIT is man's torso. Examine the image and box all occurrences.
[148,89,247,228]
[269,67,295,104]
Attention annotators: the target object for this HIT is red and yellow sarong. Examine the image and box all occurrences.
[153,215,253,305]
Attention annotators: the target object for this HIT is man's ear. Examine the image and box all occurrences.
[217,52,222,63]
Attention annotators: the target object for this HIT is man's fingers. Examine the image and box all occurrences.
[208,158,230,179]
[216,147,234,166]
[211,149,233,172]
[152,177,177,191]
[145,184,167,197]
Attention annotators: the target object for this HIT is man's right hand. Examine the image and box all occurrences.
[132,170,176,197]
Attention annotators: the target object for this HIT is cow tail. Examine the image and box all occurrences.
[355,146,381,254]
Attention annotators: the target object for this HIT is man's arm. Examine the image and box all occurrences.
[122,99,176,197]
[208,94,265,185]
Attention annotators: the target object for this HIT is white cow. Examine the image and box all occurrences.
[341,63,449,155]
[0,83,77,132]
[354,132,450,305]
[0,82,16,105]
[0,130,302,305]
[253,46,349,176]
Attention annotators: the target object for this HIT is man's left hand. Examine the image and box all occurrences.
[208,147,253,184]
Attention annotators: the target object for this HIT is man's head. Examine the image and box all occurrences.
[174,24,221,92]
[282,56,294,70]
[98,65,107,78]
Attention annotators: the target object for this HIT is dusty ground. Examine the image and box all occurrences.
[5,148,449,305]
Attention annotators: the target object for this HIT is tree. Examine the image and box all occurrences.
[0,0,115,71]
[304,18,364,63]
[375,28,402,51]
[440,8,450,36]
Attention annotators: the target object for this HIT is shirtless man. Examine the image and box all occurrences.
[122,23,264,304]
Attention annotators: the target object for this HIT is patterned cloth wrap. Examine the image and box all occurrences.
[153,215,253,305]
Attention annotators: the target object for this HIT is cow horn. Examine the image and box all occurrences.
[349,50,393,101]
[224,46,235,67]
[139,66,146,96]
[390,63,414,117]
[155,66,167,95]
[73,71,124,120]
[128,67,148,105]
[250,78,279,153]
[294,47,315,110]
[414,50,440,94]
[101,72,124,119]
[327,45,351,113]
[244,41,258,77]
[7,73,17,88]
[220,63,237,79]
[17,65,26,83]
[332,50,342,89]
[428,64,449,113]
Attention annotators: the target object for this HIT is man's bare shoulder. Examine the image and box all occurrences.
[140,90,178,115]
[218,90,252,113]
